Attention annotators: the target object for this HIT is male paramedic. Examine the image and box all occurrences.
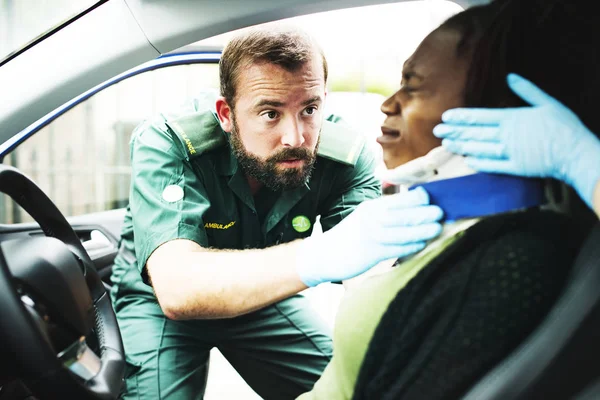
[110,26,443,399]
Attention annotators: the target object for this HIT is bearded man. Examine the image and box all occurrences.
[110,27,388,399]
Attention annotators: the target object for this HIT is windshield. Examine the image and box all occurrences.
[0,0,99,62]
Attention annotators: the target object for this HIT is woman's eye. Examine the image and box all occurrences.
[400,73,419,93]
[400,84,416,94]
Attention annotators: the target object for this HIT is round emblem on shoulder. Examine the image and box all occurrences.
[292,215,311,233]
[162,185,184,202]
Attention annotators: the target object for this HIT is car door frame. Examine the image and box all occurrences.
[0,47,222,284]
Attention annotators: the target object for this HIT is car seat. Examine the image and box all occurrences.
[461,221,600,399]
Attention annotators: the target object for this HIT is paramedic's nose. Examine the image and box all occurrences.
[281,118,305,147]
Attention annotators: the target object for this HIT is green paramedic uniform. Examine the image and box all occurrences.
[109,97,381,399]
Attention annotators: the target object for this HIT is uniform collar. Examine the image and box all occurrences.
[218,140,238,177]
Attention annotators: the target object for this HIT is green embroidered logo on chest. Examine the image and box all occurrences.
[292,215,311,233]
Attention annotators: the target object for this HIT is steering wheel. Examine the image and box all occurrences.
[0,165,125,399]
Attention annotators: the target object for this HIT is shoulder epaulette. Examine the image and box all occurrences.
[318,116,366,166]
[164,109,365,164]
[164,110,227,160]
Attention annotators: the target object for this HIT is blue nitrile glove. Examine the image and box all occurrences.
[433,73,600,209]
[296,186,443,287]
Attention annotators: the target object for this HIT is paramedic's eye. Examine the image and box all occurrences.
[261,111,279,120]
[303,106,317,116]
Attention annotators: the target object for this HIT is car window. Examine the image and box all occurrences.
[197,1,463,100]
[0,0,99,62]
[1,63,219,224]
[0,1,462,225]
[323,91,387,161]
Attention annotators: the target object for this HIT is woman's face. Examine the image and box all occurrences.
[378,27,471,169]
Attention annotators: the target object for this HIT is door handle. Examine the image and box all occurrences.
[82,230,115,259]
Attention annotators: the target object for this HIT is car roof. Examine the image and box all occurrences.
[0,0,489,149]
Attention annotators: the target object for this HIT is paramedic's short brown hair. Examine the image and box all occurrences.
[219,27,328,108]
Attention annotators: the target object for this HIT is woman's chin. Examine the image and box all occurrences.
[382,147,428,170]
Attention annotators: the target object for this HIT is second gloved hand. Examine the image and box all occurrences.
[433,73,600,208]
[296,186,443,287]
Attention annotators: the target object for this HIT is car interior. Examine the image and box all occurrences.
[0,0,599,399]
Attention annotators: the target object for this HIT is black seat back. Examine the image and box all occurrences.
[462,222,600,399]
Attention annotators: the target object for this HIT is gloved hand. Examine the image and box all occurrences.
[433,73,600,209]
[296,187,443,287]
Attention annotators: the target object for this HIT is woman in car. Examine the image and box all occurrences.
[298,1,598,399]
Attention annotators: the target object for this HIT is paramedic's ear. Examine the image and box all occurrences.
[216,97,233,132]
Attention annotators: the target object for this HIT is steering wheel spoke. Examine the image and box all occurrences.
[58,337,102,381]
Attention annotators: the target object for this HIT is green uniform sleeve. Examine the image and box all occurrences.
[319,141,382,232]
[129,117,211,275]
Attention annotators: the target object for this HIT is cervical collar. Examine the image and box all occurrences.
[377,146,546,222]
[376,146,476,186]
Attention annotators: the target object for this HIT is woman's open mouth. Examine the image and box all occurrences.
[376,126,401,145]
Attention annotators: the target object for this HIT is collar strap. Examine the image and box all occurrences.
[414,173,545,222]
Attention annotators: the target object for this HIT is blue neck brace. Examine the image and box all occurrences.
[414,173,545,222]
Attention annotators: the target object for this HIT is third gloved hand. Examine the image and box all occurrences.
[296,186,443,287]
[433,73,600,209]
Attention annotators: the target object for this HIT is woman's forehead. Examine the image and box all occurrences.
[404,28,465,77]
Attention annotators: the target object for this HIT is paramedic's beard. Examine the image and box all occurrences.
[229,119,319,191]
